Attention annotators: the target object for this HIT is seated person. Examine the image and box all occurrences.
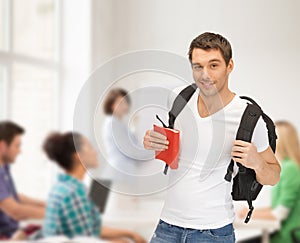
[0,121,45,239]
[238,120,300,243]
[42,131,146,242]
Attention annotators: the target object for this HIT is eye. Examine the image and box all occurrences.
[193,65,202,70]
[211,64,218,69]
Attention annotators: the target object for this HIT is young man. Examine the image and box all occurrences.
[0,121,45,239]
[143,32,281,242]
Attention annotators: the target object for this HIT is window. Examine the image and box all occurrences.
[0,0,60,199]
[12,0,56,60]
[0,0,5,49]
[0,66,6,119]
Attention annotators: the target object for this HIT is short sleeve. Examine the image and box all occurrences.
[276,163,300,209]
[252,117,269,153]
[0,170,11,202]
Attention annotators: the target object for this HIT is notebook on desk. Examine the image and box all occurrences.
[89,179,112,213]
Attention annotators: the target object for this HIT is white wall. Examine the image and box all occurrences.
[91,0,300,130]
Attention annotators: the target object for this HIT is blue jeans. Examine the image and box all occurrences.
[150,219,235,243]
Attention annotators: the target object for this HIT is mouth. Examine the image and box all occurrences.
[200,81,215,88]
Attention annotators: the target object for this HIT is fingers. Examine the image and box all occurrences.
[232,142,246,161]
[232,145,245,153]
[146,141,168,151]
[232,157,245,165]
[233,140,251,147]
[143,130,169,151]
[147,130,167,140]
[231,152,244,160]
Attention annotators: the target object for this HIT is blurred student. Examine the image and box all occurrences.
[0,121,45,239]
[239,120,300,243]
[42,131,146,242]
[102,88,152,180]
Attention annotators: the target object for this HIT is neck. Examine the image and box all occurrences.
[0,157,6,167]
[68,164,85,181]
[198,88,235,117]
[114,114,123,120]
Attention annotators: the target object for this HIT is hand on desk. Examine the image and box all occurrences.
[101,226,146,243]
[130,232,146,243]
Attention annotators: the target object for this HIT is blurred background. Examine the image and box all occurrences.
[0,0,299,241]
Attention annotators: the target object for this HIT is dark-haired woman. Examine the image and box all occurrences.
[42,132,146,242]
[102,88,152,182]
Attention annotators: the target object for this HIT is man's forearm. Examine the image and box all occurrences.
[255,160,281,186]
[13,204,45,221]
[18,194,46,207]
[101,226,133,239]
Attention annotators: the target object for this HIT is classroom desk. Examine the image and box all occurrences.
[234,218,280,243]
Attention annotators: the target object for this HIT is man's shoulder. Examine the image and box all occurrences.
[172,84,192,95]
[0,164,9,172]
[50,181,85,203]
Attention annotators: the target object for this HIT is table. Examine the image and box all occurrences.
[234,218,280,243]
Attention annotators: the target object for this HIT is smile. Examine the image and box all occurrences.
[200,81,215,88]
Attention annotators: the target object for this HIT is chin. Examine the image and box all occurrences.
[200,89,218,97]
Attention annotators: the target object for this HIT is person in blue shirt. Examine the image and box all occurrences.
[42,131,146,242]
[0,121,45,239]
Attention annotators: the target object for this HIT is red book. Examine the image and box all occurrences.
[153,124,180,169]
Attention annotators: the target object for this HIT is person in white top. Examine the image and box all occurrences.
[102,88,152,188]
[143,32,281,243]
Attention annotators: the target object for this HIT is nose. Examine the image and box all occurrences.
[201,67,210,79]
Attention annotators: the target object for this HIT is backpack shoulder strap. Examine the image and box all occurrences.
[240,96,277,152]
[158,83,197,175]
[236,97,263,142]
[225,96,277,223]
[168,83,197,128]
[225,97,264,223]
[225,99,263,182]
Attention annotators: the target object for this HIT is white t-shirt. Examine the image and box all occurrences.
[160,85,269,230]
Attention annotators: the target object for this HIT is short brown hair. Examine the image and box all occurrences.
[188,32,232,66]
[0,121,25,145]
[103,88,130,115]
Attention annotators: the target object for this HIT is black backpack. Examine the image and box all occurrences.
[156,83,277,223]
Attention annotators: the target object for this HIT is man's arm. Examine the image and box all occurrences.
[254,146,281,185]
[0,197,45,221]
[18,193,45,207]
[232,141,281,186]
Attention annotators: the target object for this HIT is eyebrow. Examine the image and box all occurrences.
[191,59,222,66]
[209,59,222,63]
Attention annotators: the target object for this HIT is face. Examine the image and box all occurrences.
[191,48,233,98]
[0,141,4,161]
[112,96,130,119]
[2,135,22,163]
[77,137,99,169]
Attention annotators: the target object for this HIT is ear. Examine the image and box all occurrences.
[72,152,81,163]
[0,140,6,151]
[227,59,234,74]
